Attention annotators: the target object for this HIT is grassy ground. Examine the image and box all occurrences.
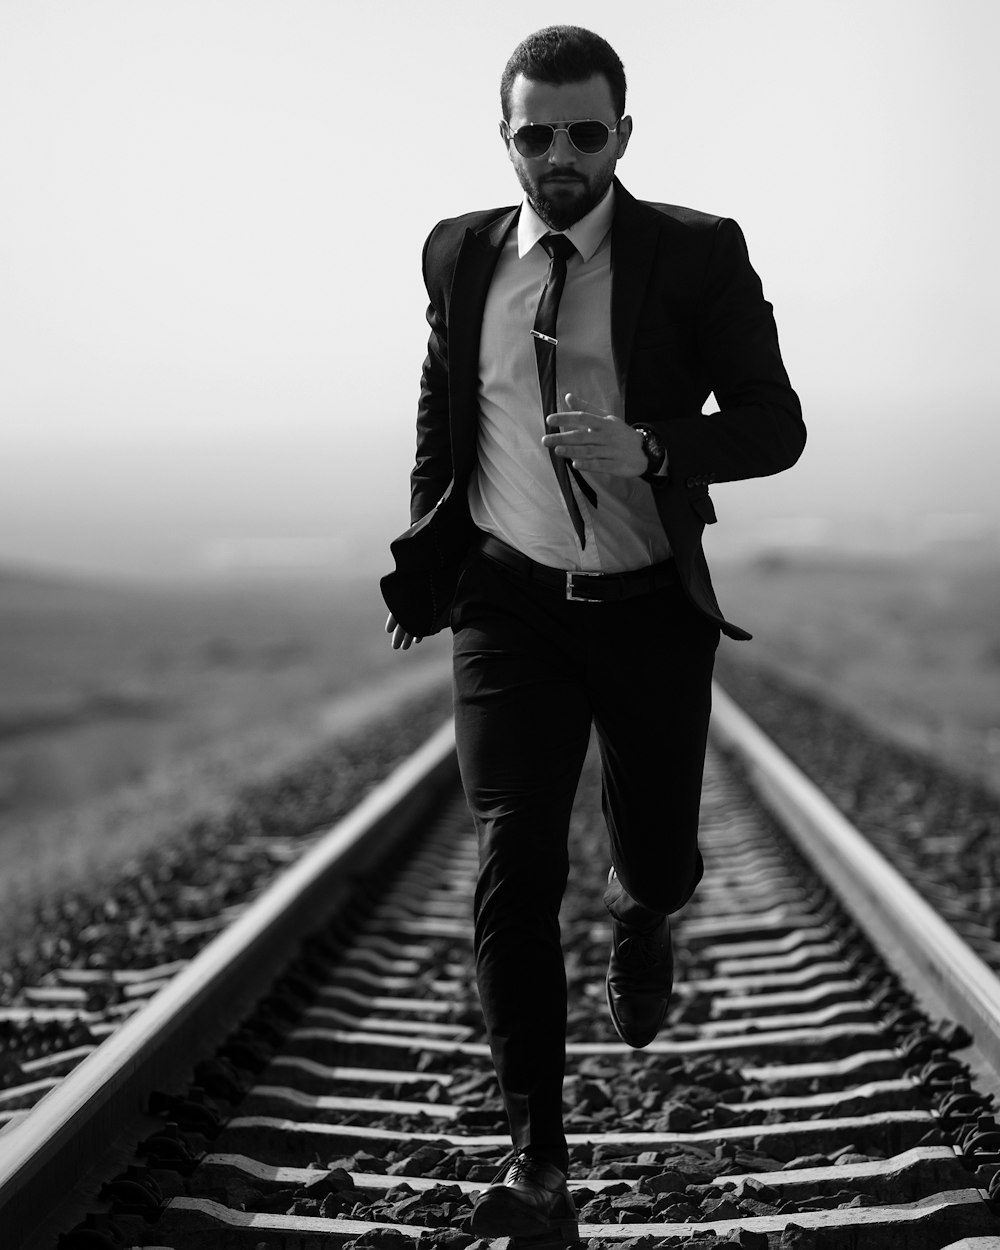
[0,565,451,909]
[3,547,998,912]
[713,548,1000,794]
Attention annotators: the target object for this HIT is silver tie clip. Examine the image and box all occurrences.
[531,330,558,346]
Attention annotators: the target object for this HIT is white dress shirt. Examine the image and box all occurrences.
[468,186,671,573]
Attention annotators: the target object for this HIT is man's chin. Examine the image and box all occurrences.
[533,183,591,231]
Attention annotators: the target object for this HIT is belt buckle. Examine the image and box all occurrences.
[566,571,602,603]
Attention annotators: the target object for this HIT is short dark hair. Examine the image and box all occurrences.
[500,25,627,121]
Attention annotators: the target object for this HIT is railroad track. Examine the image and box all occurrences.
[1,686,1000,1249]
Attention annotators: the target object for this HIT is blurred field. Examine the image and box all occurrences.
[2,548,998,912]
[714,548,1000,794]
[0,565,450,907]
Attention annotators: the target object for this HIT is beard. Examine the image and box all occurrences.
[520,164,615,231]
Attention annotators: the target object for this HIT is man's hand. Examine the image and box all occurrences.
[385,612,422,650]
[541,393,648,478]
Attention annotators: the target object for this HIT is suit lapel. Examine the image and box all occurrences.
[448,207,518,475]
[610,180,661,415]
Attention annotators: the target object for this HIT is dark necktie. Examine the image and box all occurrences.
[533,232,598,548]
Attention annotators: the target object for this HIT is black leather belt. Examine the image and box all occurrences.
[478,533,676,603]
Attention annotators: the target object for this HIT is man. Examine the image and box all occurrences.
[382,25,804,1243]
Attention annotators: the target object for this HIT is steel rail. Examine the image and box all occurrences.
[0,718,459,1248]
[710,681,1000,1087]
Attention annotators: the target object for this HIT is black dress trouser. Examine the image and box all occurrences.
[450,548,720,1173]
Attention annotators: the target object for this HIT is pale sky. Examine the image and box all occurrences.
[1,0,997,576]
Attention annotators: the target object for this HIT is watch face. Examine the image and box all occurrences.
[639,427,664,476]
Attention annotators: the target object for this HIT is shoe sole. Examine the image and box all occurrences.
[605,974,666,1049]
[471,1190,579,1241]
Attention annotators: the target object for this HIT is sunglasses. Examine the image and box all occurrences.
[503,118,622,159]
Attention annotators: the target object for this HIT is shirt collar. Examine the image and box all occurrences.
[517,184,615,262]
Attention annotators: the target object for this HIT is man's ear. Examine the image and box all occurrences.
[617,114,633,157]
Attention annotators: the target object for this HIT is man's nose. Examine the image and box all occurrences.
[547,128,577,163]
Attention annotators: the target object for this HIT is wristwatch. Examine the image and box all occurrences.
[633,424,666,481]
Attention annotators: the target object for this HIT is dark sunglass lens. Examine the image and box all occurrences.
[568,121,611,153]
[513,124,554,157]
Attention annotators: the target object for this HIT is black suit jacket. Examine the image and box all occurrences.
[381,179,805,641]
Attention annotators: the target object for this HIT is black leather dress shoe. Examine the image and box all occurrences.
[470,1152,579,1241]
[606,915,673,1048]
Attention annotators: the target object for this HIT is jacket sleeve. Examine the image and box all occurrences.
[660,218,805,488]
[410,226,455,524]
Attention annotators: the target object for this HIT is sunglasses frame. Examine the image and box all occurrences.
[502,117,623,158]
